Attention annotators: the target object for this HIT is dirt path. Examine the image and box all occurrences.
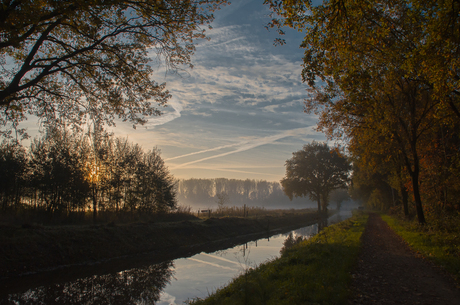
[349,213,460,305]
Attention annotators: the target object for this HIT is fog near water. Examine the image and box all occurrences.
[175,178,361,211]
[175,178,315,210]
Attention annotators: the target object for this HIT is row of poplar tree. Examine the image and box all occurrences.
[175,178,314,208]
[0,126,176,220]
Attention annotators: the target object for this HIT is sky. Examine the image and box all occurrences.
[22,0,327,182]
[111,0,327,181]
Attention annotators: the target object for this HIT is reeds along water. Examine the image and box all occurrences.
[196,206,315,218]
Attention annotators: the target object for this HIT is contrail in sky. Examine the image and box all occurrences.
[170,127,313,169]
[165,141,248,161]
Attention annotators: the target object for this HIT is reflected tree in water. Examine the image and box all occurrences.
[280,232,306,256]
[317,218,328,234]
[280,217,332,255]
[6,262,174,305]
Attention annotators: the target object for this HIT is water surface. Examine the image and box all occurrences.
[3,210,352,304]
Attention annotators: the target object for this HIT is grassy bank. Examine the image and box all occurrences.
[0,209,324,278]
[188,212,368,305]
[381,213,460,283]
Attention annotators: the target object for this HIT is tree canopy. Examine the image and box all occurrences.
[0,126,177,221]
[265,0,460,223]
[281,142,351,213]
[0,0,227,137]
[265,0,460,117]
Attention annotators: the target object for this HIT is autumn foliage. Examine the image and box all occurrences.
[266,0,460,223]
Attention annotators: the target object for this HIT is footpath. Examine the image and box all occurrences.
[349,213,460,305]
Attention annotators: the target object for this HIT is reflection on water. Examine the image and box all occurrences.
[318,217,328,232]
[4,262,173,305]
[280,232,307,255]
[157,210,352,304]
[3,210,352,305]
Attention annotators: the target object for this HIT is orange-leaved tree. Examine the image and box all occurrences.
[265,0,460,223]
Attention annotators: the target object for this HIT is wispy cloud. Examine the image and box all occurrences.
[143,98,183,127]
[106,0,319,181]
[170,127,314,169]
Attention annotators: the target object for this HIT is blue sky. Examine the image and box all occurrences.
[20,0,326,182]
[109,0,327,181]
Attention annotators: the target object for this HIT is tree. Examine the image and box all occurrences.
[264,0,460,224]
[349,130,411,216]
[0,140,28,210]
[29,127,90,213]
[265,0,460,119]
[216,192,229,209]
[0,0,227,135]
[137,148,177,214]
[1,125,177,220]
[329,188,350,210]
[281,142,351,213]
[86,124,113,221]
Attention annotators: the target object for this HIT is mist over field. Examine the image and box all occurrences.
[174,178,359,211]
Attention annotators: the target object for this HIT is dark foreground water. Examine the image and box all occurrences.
[1,210,352,305]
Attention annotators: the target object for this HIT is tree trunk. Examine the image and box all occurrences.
[316,195,321,213]
[321,193,328,214]
[398,126,426,224]
[92,187,97,223]
[411,169,426,224]
[400,182,409,217]
[396,162,409,217]
[409,136,426,224]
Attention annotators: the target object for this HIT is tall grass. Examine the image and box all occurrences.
[198,206,316,219]
[0,205,199,226]
[187,212,368,305]
[1,204,318,226]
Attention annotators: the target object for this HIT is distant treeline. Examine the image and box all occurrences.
[0,126,176,223]
[175,178,314,209]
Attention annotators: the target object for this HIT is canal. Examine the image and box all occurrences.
[2,210,352,304]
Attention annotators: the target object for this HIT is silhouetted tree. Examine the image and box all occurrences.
[29,127,89,213]
[0,125,176,222]
[281,142,351,213]
[0,141,28,210]
[137,148,177,213]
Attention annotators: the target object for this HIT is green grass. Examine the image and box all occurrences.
[187,212,368,305]
[381,213,460,283]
